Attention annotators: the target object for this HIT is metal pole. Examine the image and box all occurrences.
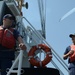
[18,50,23,75]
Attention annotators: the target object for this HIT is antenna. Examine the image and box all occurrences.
[60,8,75,21]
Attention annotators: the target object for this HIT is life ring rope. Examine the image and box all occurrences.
[28,56,33,60]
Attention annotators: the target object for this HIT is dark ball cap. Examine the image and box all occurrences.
[3,14,14,20]
[69,33,75,38]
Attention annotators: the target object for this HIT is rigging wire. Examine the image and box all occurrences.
[44,0,46,36]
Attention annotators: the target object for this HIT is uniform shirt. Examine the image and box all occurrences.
[0,28,20,59]
[64,46,75,69]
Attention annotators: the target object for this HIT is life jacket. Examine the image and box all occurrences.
[0,26,16,49]
[70,44,75,62]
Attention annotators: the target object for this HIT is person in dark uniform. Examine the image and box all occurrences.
[0,14,26,75]
[63,33,75,75]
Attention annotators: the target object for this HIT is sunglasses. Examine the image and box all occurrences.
[6,17,13,20]
[3,15,13,20]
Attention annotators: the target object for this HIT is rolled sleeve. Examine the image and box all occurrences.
[13,29,21,40]
[64,46,71,55]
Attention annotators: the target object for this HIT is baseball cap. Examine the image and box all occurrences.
[3,14,14,20]
[69,33,75,38]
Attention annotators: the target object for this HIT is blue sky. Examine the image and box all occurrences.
[22,0,75,74]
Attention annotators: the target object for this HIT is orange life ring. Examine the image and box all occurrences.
[28,44,52,67]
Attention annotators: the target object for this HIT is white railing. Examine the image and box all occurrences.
[21,16,69,75]
[7,50,23,75]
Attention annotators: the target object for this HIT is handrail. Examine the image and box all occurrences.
[51,60,64,75]
[18,16,69,74]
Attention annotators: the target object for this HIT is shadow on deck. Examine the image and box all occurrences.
[10,68,60,75]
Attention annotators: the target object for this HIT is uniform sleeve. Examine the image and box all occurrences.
[64,46,71,55]
[13,29,21,40]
